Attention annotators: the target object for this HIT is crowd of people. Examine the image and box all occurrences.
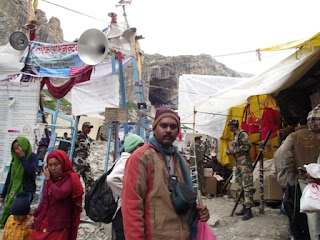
[0,110,211,240]
[2,105,320,239]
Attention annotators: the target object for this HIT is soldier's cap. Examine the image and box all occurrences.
[228,119,239,126]
[82,122,93,128]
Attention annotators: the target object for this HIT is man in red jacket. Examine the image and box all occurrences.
[122,109,209,240]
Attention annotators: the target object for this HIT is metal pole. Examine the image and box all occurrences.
[104,54,117,172]
[118,57,128,135]
[104,123,113,172]
[257,95,264,215]
[114,122,120,160]
[193,107,196,140]
[69,116,79,160]
[132,56,149,140]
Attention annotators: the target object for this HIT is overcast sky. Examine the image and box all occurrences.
[37,0,320,74]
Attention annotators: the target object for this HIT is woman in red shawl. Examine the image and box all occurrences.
[26,150,84,240]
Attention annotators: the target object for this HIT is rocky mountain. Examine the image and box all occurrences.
[124,54,243,109]
[0,0,63,45]
[1,0,248,112]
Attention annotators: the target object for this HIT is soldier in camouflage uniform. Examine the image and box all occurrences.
[191,137,207,196]
[227,119,253,220]
[73,122,94,193]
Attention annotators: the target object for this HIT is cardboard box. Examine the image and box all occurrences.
[206,177,217,195]
[204,168,213,177]
[253,177,283,201]
[229,183,240,199]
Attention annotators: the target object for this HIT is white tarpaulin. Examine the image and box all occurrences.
[182,46,320,138]
[71,75,119,116]
[178,75,247,138]
[0,43,27,75]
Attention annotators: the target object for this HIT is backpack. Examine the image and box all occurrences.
[84,166,117,223]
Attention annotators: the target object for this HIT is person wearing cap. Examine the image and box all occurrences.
[275,114,320,240]
[107,133,144,240]
[1,192,33,240]
[206,152,232,195]
[190,136,207,196]
[304,104,320,240]
[73,121,94,193]
[227,119,254,220]
[206,152,222,173]
[58,132,71,154]
[122,109,209,240]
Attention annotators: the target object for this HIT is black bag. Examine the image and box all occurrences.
[283,183,302,219]
[169,175,197,214]
[84,168,117,223]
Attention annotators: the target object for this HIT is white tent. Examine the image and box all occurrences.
[178,75,248,138]
[179,46,320,139]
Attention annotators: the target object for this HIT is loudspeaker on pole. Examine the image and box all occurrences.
[9,31,29,50]
[77,29,109,65]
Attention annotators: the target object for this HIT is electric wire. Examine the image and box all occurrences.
[40,0,110,24]
[40,0,307,66]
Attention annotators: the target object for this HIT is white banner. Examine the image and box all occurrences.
[0,82,40,183]
[0,43,26,75]
[71,75,119,116]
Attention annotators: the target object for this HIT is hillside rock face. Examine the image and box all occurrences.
[124,54,242,108]
[0,0,63,45]
[1,0,245,111]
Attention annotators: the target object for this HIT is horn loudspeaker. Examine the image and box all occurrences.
[10,31,29,50]
[78,29,109,65]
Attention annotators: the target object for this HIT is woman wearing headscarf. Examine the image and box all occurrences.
[0,136,39,229]
[26,150,83,240]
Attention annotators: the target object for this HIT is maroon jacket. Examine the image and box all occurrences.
[33,175,73,231]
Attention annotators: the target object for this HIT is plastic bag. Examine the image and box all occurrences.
[241,105,259,134]
[196,220,217,240]
[261,107,279,140]
[300,183,320,213]
[305,163,320,178]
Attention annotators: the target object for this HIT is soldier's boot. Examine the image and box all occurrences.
[235,206,246,216]
[241,208,253,221]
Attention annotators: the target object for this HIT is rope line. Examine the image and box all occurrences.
[40,0,109,23]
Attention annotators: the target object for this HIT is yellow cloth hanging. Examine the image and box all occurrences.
[219,94,279,167]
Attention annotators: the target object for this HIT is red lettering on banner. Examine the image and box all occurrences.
[34,47,41,54]
[67,44,76,52]
[62,45,68,53]
[52,45,58,54]
[32,43,79,55]
[44,47,50,54]
[40,46,46,54]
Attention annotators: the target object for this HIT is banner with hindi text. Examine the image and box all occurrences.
[22,41,91,77]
